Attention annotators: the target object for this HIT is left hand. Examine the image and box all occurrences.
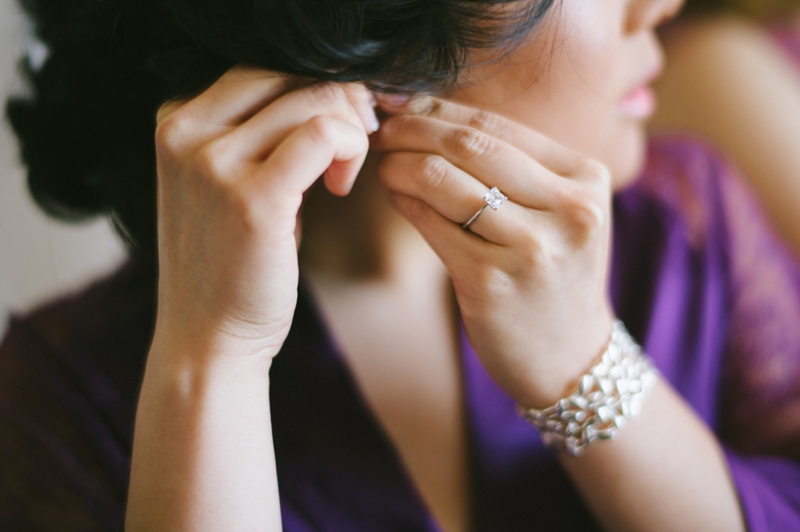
[371,98,616,408]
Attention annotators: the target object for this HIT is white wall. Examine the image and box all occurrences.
[0,0,127,337]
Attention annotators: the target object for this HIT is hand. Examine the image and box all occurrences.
[372,98,616,407]
[152,68,377,362]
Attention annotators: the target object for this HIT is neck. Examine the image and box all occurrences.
[299,154,446,288]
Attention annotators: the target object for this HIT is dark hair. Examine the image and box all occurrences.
[6,0,555,262]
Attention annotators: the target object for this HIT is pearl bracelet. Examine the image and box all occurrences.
[518,321,659,457]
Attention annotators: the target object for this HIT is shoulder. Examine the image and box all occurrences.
[633,139,800,456]
[0,259,156,430]
[660,15,777,66]
[4,262,145,352]
[615,138,800,457]
[654,15,800,131]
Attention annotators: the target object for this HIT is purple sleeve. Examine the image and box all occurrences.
[711,146,800,529]
[639,139,800,528]
[725,449,800,531]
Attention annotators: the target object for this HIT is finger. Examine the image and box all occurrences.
[378,152,538,245]
[373,114,564,210]
[244,115,369,205]
[388,192,491,278]
[376,95,583,176]
[418,99,585,177]
[176,67,298,127]
[217,82,377,163]
[155,68,298,154]
[344,85,380,136]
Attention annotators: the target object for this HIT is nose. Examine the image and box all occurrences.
[625,0,685,34]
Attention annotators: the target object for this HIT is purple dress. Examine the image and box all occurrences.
[771,24,800,70]
[2,138,800,531]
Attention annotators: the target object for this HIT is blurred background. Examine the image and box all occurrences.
[0,0,126,337]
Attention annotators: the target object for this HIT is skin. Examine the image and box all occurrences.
[652,12,800,257]
[126,0,747,531]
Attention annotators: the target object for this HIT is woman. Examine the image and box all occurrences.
[653,0,800,254]
[2,0,799,530]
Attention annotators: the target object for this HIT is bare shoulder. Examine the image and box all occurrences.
[652,14,800,257]
[660,15,778,65]
[653,14,800,132]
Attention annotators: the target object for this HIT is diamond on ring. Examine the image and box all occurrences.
[462,187,508,230]
[484,187,507,210]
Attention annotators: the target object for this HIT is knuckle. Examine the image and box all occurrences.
[516,235,549,273]
[195,141,233,181]
[467,111,504,136]
[155,112,191,156]
[305,115,338,146]
[155,100,182,125]
[565,190,606,240]
[446,126,494,159]
[417,155,449,193]
[578,158,612,187]
[228,191,262,234]
[518,229,545,260]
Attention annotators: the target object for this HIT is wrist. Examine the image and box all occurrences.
[151,312,286,362]
[518,320,659,456]
[147,325,279,380]
[515,309,617,409]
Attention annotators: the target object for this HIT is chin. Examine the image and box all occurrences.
[607,124,648,191]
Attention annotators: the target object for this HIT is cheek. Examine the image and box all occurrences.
[524,1,625,150]
[450,0,646,184]
[452,2,624,147]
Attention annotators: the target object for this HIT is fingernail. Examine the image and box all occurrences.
[377,93,411,110]
[367,105,380,133]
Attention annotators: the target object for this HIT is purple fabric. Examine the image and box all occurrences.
[2,138,800,530]
[771,25,800,71]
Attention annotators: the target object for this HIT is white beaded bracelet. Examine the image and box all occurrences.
[518,321,659,457]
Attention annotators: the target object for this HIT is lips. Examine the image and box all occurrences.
[617,59,662,119]
[618,85,656,118]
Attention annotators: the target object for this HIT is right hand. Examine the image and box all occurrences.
[152,68,377,363]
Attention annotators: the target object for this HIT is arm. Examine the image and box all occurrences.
[560,382,744,532]
[653,16,800,256]
[374,99,745,531]
[127,340,281,531]
[125,69,376,531]
[564,149,800,531]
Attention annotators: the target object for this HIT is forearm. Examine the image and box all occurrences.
[126,337,282,531]
[560,381,745,532]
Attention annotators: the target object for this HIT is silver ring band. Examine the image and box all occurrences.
[462,187,507,230]
[461,205,488,230]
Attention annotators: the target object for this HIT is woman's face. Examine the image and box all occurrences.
[449,0,684,188]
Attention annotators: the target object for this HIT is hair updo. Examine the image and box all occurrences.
[6,0,555,262]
